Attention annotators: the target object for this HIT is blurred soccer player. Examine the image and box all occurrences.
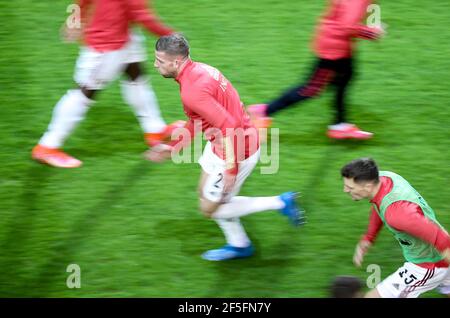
[248,0,384,140]
[146,34,306,261]
[341,158,450,298]
[32,0,177,168]
[330,276,364,298]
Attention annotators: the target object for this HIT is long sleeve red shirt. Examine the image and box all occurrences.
[169,60,259,171]
[362,176,450,268]
[78,0,173,52]
[313,0,382,60]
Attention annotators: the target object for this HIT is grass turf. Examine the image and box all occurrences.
[0,0,448,297]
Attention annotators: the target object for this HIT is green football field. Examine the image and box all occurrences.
[0,0,449,297]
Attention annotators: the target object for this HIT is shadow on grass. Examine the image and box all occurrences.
[20,161,151,297]
[0,163,54,296]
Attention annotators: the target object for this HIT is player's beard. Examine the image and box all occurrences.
[160,69,175,78]
[349,193,362,201]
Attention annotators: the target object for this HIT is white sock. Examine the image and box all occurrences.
[215,218,251,248]
[39,89,93,148]
[212,196,284,219]
[329,122,351,130]
[121,76,166,133]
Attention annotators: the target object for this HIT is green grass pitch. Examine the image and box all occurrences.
[0,0,448,297]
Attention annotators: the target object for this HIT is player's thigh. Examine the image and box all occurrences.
[199,168,226,206]
[198,143,260,203]
[377,262,448,298]
[198,142,228,204]
[74,47,127,90]
[125,30,147,65]
[332,58,353,86]
[197,170,209,197]
[229,149,260,198]
[198,169,222,215]
[299,58,336,95]
[437,267,450,295]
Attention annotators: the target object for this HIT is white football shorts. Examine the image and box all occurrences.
[376,262,450,298]
[74,31,147,90]
[199,141,260,203]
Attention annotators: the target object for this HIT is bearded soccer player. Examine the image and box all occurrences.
[341,158,450,298]
[146,34,305,261]
[32,0,178,168]
[248,0,384,140]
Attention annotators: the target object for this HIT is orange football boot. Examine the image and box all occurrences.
[32,144,82,168]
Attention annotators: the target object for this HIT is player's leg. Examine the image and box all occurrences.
[198,145,304,224]
[32,47,126,168]
[247,58,335,128]
[120,31,170,147]
[197,143,305,261]
[197,169,253,256]
[122,62,171,146]
[327,58,373,140]
[32,87,95,168]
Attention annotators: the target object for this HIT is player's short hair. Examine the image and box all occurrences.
[341,158,379,184]
[156,33,190,58]
[330,276,363,298]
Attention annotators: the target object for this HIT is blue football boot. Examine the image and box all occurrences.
[201,244,254,261]
[279,191,306,226]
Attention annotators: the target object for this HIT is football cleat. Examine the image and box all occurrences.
[32,144,82,168]
[201,244,254,261]
[279,191,306,227]
[327,124,373,140]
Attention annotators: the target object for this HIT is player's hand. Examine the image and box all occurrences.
[144,144,172,163]
[60,23,83,43]
[222,172,237,199]
[379,23,388,37]
[442,248,450,264]
[374,25,387,39]
[353,240,372,268]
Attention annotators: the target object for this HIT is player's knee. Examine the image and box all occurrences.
[298,85,324,98]
[125,63,143,81]
[199,198,218,218]
[80,87,97,100]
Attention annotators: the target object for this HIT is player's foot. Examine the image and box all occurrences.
[327,123,373,140]
[279,192,306,227]
[247,104,272,129]
[201,244,254,261]
[145,120,186,147]
[31,144,82,168]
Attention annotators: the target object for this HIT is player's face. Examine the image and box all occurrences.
[154,51,178,78]
[343,177,371,201]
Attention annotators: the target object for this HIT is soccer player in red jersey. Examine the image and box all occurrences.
[146,34,305,261]
[32,0,177,168]
[248,0,383,140]
[341,158,450,297]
